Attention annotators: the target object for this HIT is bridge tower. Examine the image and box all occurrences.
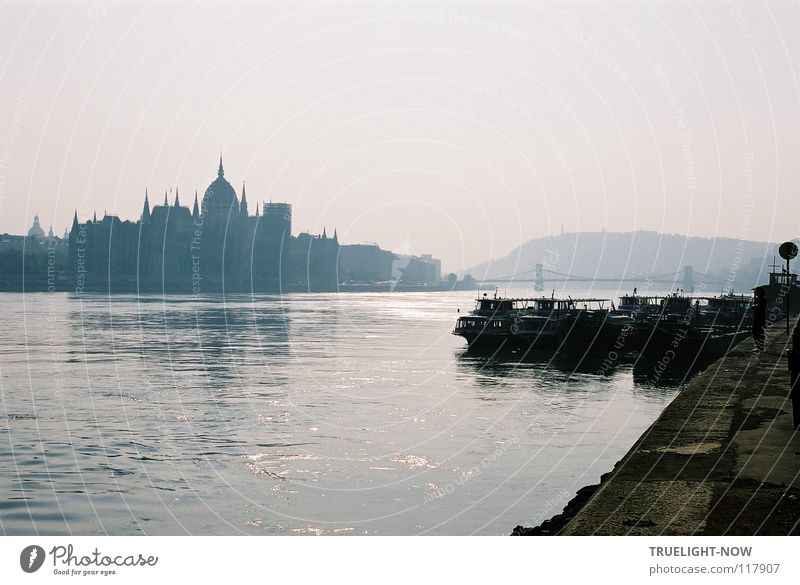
[534,263,544,291]
[683,265,694,292]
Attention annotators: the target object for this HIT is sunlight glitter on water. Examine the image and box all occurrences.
[0,291,680,535]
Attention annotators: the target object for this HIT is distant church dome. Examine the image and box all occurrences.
[27,214,45,237]
[202,156,238,216]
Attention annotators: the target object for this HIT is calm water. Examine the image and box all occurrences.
[0,290,684,535]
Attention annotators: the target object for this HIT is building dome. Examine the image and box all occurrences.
[201,157,238,216]
[27,214,45,237]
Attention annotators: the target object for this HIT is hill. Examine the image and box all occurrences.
[467,231,787,291]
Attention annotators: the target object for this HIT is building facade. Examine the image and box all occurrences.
[338,243,394,283]
[68,159,340,292]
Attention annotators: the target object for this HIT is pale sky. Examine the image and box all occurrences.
[1,0,799,272]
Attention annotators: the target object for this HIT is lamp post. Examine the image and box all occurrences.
[778,241,798,335]
[780,242,800,429]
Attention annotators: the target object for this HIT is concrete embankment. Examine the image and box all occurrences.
[518,329,800,535]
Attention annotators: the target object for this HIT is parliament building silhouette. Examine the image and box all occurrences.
[68,158,339,292]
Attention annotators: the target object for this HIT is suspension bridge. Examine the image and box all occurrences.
[477,264,728,292]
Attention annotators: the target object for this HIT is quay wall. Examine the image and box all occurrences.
[517,328,800,535]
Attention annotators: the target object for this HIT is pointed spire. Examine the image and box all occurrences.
[48,226,54,238]
[218,154,224,177]
[193,190,200,218]
[322,226,327,239]
[93,211,97,223]
[255,204,259,217]
[72,210,79,228]
[63,228,69,239]
[240,181,248,215]
[333,228,338,243]
[164,190,168,206]
[174,187,180,207]
[142,189,151,220]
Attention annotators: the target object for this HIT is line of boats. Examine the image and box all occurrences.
[453,291,753,360]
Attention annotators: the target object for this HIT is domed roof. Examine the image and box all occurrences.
[27,214,45,237]
[202,157,238,214]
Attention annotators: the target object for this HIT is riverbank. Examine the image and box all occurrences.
[514,326,800,535]
[0,280,485,293]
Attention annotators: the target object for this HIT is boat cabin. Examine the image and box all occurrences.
[532,299,575,313]
[769,271,798,288]
[473,298,516,314]
[704,294,750,313]
[617,295,661,313]
[661,295,694,314]
[754,270,800,317]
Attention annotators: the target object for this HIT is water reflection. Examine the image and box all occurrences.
[631,352,715,388]
[456,346,632,380]
[456,339,722,387]
[2,291,683,535]
[456,344,702,408]
[65,294,294,388]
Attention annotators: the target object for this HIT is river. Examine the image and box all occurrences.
[0,290,685,535]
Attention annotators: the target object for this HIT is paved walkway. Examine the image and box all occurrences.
[562,327,800,535]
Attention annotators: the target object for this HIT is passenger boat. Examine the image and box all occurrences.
[453,294,614,353]
[547,298,627,354]
[453,290,752,358]
[452,294,529,351]
[698,293,752,328]
[635,293,748,359]
[615,293,662,317]
[511,298,585,351]
[754,265,800,318]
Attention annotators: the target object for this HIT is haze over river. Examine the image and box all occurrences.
[0,290,687,535]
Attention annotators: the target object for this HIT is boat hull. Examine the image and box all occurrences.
[638,322,751,361]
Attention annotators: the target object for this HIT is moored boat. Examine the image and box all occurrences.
[635,293,749,360]
[511,298,584,351]
[698,293,752,328]
[454,295,615,354]
[452,294,529,351]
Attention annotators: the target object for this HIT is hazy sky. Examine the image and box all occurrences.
[1,0,798,272]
